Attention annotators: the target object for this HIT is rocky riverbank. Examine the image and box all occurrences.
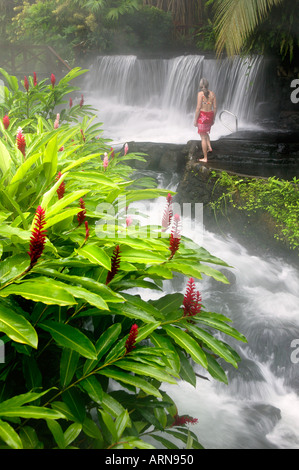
[126,130,299,260]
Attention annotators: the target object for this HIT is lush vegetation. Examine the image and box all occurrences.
[0,0,298,65]
[210,171,299,251]
[0,68,247,449]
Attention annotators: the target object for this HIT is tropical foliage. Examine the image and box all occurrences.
[210,171,299,251]
[0,67,247,449]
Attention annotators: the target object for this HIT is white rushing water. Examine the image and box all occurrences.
[85,54,299,448]
[84,54,266,144]
[128,175,299,449]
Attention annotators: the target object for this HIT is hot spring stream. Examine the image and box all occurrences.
[83,54,299,449]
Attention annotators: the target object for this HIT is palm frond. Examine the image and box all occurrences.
[213,0,284,57]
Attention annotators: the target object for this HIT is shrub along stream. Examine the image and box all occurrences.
[0,68,247,449]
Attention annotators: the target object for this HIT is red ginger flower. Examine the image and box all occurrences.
[69,97,73,108]
[16,127,26,158]
[125,324,138,354]
[162,193,173,231]
[110,147,115,159]
[24,76,29,92]
[172,414,198,427]
[27,206,47,268]
[105,245,121,285]
[51,73,56,88]
[33,72,37,86]
[56,171,65,199]
[169,213,181,259]
[183,278,202,317]
[77,198,86,225]
[84,220,90,242]
[79,94,84,107]
[3,115,9,130]
[80,129,86,142]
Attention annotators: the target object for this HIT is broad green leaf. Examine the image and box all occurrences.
[150,293,184,321]
[0,281,77,307]
[176,349,197,387]
[109,302,157,323]
[196,317,247,343]
[0,254,30,285]
[46,190,89,219]
[76,245,111,271]
[163,325,207,369]
[206,354,228,384]
[115,410,131,440]
[70,171,120,188]
[62,388,86,423]
[62,153,100,173]
[0,303,38,348]
[83,323,122,375]
[80,376,103,405]
[45,208,80,229]
[0,389,57,411]
[0,419,23,449]
[0,406,64,420]
[43,134,58,184]
[46,419,65,449]
[151,433,179,450]
[56,284,109,311]
[60,349,80,388]
[121,294,163,320]
[7,152,41,197]
[101,391,126,418]
[114,360,178,384]
[186,324,239,368]
[40,172,69,211]
[118,246,166,265]
[98,409,118,442]
[39,321,97,360]
[150,332,181,374]
[64,423,82,448]
[97,367,162,398]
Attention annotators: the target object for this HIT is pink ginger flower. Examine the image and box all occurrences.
[77,198,86,226]
[79,94,84,107]
[162,193,173,231]
[103,153,109,170]
[56,171,65,199]
[105,245,121,285]
[172,414,198,427]
[3,115,9,130]
[16,127,26,158]
[124,143,129,156]
[33,72,37,86]
[27,206,47,269]
[24,76,29,92]
[125,324,139,354]
[126,215,132,227]
[54,113,60,129]
[51,73,56,88]
[183,278,202,317]
[169,214,181,259]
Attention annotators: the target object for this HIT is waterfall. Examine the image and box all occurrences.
[85,54,267,144]
[126,172,299,449]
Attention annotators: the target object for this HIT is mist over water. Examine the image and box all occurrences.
[84,54,265,144]
[85,54,299,448]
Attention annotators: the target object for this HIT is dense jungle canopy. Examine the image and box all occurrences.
[0,0,298,66]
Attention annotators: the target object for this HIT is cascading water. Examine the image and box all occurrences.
[84,54,299,448]
[127,172,299,449]
[84,54,267,144]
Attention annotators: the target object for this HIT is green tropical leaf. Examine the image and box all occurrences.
[80,376,103,405]
[0,419,23,449]
[83,323,122,375]
[114,360,178,384]
[0,281,77,306]
[0,406,64,420]
[60,349,80,388]
[186,324,239,368]
[97,367,162,398]
[76,245,111,271]
[39,321,97,360]
[163,325,208,369]
[0,303,38,348]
